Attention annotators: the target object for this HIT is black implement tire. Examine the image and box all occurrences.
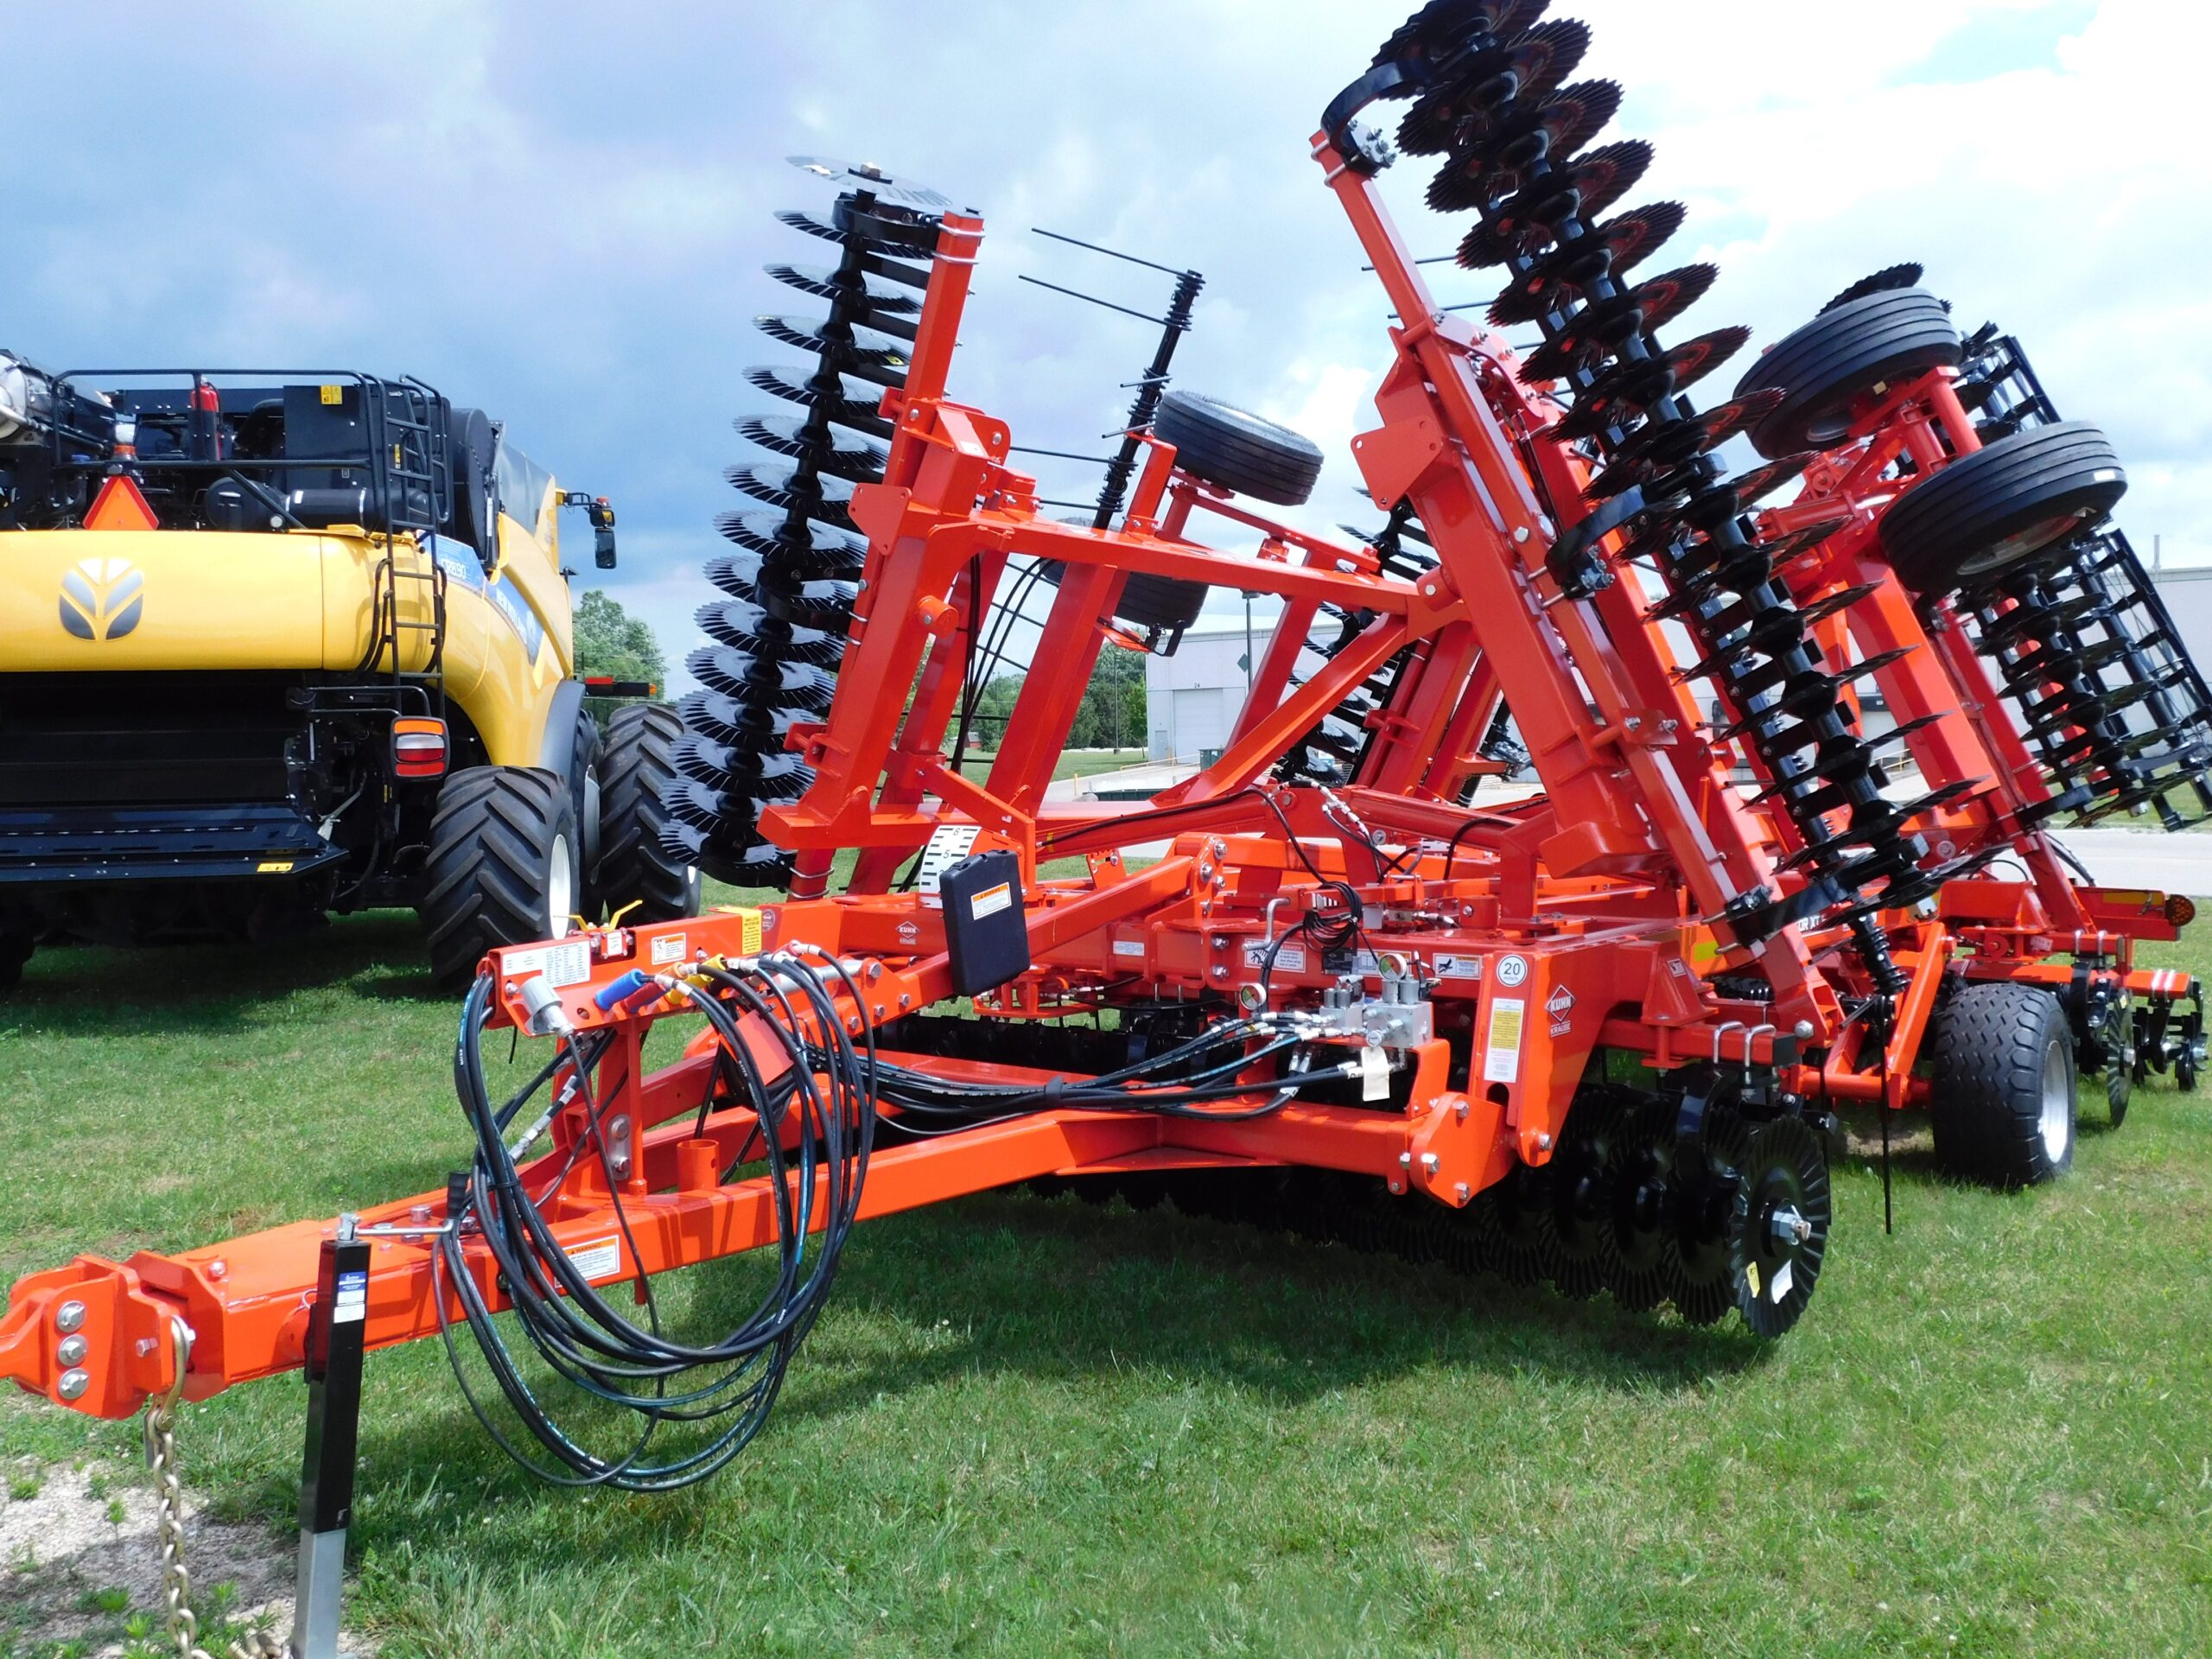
[1926,982,2077,1188]
[1735,288,1961,459]
[1037,558,1209,635]
[418,766,580,989]
[1154,390,1324,506]
[1877,421,2126,595]
[595,703,701,924]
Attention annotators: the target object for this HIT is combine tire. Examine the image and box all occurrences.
[419,766,580,989]
[569,710,604,880]
[1925,982,2077,1188]
[1154,390,1325,506]
[1735,287,1961,459]
[1877,421,2126,595]
[594,703,702,924]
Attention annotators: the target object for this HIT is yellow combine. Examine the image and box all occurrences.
[0,358,697,986]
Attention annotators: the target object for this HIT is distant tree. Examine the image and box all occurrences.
[948,646,1147,757]
[573,590,667,721]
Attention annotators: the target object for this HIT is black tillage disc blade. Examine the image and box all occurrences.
[754,315,912,383]
[1425,79,1621,211]
[741,365,895,437]
[1398,17,1591,154]
[786,155,954,215]
[1466,1160,1560,1286]
[1550,1090,1629,1299]
[764,261,924,313]
[1601,1096,1677,1311]
[735,414,888,481]
[1505,200,1687,315]
[1373,0,1545,70]
[725,461,858,529]
[773,207,844,245]
[1729,1115,1831,1338]
[1457,139,1652,268]
[1668,1105,1749,1326]
[715,507,867,574]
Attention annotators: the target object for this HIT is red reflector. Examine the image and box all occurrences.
[392,717,448,779]
[84,474,159,532]
[2166,893,2196,927]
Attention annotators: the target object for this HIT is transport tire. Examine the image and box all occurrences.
[1926,982,2077,1188]
[1037,559,1210,635]
[594,702,702,925]
[0,933,29,991]
[1877,421,2126,595]
[419,766,580,989]
[1734,288,1961,459]
[1153,390,1325,506]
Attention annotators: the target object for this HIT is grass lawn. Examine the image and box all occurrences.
[1,908,2209,1656]
[950,749,1151,782]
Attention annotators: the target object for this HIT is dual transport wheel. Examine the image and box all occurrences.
[418,704,700,989]
[1738,285,2126,595]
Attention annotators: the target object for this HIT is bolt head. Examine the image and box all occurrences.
[1453,1182,1471,1202]
[207,1260,227,1281]
[1794,1020,1815,1039]
[1421,1152,1440,1173]
[54,1300,86,1334]
[1397,1151,1413,1167]
[57,1334,86,1366]
[1534,1132,1553,1151]
[57,1369,89,1402]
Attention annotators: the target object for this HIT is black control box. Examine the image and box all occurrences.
[939,849,1030,995]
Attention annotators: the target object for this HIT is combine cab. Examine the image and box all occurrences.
[0,361,698,985]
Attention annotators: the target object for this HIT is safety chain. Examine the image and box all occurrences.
[142,1318,290,1659]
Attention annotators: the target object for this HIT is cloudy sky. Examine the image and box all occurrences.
[7,1,2204,686]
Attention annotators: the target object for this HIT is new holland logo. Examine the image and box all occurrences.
[60,557,144,641]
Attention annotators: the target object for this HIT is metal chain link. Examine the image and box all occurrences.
[143,1318,290,1659]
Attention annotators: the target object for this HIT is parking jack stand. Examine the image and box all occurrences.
[296,1215,370,1659]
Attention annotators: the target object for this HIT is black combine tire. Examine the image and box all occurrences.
[595,702,702,924]
[569,709,603,881]
[1926,982,2077,1188]
[1877,421,2126,595]
[419,766,580,990]
[1735,287,1961,460]
[1153,389,1325,507]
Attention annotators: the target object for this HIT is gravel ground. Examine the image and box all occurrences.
[0,1454,372,1656]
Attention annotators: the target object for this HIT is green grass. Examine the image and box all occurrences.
[2,917,2209,1656]
[952,749,1151,782]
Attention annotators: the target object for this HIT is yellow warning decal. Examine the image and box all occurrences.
[256,861,295,874]
[709,905,765,955]
[319,385,343,405]
[1482,995,1525,1084]
[970,881,1014,920]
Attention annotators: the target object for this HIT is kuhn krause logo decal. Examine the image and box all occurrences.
[60,556,144,641]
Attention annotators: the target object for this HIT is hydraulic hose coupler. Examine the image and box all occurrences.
[518,974,574,1036]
